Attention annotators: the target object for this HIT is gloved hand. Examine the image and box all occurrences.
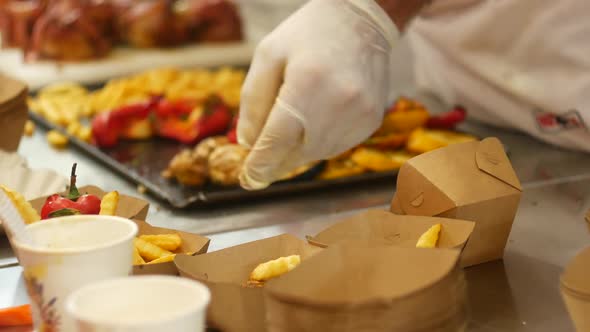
[238,0,400,190]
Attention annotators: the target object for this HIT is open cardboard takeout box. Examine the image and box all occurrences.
[175,234,322,332]
[391,137,522,267]
[26,185,210,275]
[307,209,475,252]
[560,246,590,332]
[264,245,468,332]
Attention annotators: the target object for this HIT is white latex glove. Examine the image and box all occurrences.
[238,0,400,190]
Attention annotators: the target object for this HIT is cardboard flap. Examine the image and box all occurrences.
[309,210,475,251]
[396,162,456,217]
[174,234,321,285]
[475,138,522,191]
[265,246,461,306]
[561,246,590,295]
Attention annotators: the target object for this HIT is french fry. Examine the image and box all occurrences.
[23,120,35,137]
[249,255,301,282]
[76,126,93,142]
[133,246,145,265]
[147,254,176,264]
[139,234,182,252]
[46,130,68,149]
[134,238,173,262]
[99,191,119,216]
[416,224,442,249]
[0,186,41,224]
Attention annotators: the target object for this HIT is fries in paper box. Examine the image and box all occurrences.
[25,182,209,275]
[391,137,522,267]
[174,234,321,332]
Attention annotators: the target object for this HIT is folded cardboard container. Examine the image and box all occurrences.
[307,209,474,251]
[27,185,210,275]
[560,246,590,332]
[264,246,468,332]
[0,74,28,152]
[390,137,522,267]
[175,234,322,332]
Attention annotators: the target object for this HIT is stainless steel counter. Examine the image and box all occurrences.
[2,41,590,331]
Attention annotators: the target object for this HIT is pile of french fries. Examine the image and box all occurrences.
[27,67,245,149]
[133,234,185,265]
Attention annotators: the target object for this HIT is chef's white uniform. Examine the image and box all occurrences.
[408,0,590,152]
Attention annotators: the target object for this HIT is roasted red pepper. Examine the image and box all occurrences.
[92,97,160,148]
[426,106,467,129]
[40,164,101,219]
[155,96,232,144]
[226,115,238,143]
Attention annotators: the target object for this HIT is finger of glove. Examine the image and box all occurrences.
[240,99,304,190]
[238,41,285,149]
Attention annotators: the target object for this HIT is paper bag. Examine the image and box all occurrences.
[264,246,468,332]
[132,219,210,275]
[560,246,590,332]
[0,74,28,152]
[308,209,474,252]
[174,234,321,332]
[391,137,522,267]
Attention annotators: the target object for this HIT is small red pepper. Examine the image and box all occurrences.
[40,164,102,219]
[426,106,467,129]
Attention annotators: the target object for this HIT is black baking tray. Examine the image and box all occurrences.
[30,112,400,208]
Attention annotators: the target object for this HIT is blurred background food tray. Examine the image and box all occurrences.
[0,43,255,91]
[29,112,399,208]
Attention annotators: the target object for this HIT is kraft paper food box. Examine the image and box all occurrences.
[391,137,522,267]
[28,185,210,275]
[264,246,468,332]
[175,234,321,332]
[0,74,28,152]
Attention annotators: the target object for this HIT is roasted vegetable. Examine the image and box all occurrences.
[406,128,477,154]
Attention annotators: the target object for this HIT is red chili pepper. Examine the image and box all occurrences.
[426,106,467,129]
[40,164,102,219]
[226,115,238,143]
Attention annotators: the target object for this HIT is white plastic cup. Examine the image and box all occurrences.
[12,215,138,332]
[65,276,211,332]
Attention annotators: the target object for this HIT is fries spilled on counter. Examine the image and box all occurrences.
[416,224,442,249]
